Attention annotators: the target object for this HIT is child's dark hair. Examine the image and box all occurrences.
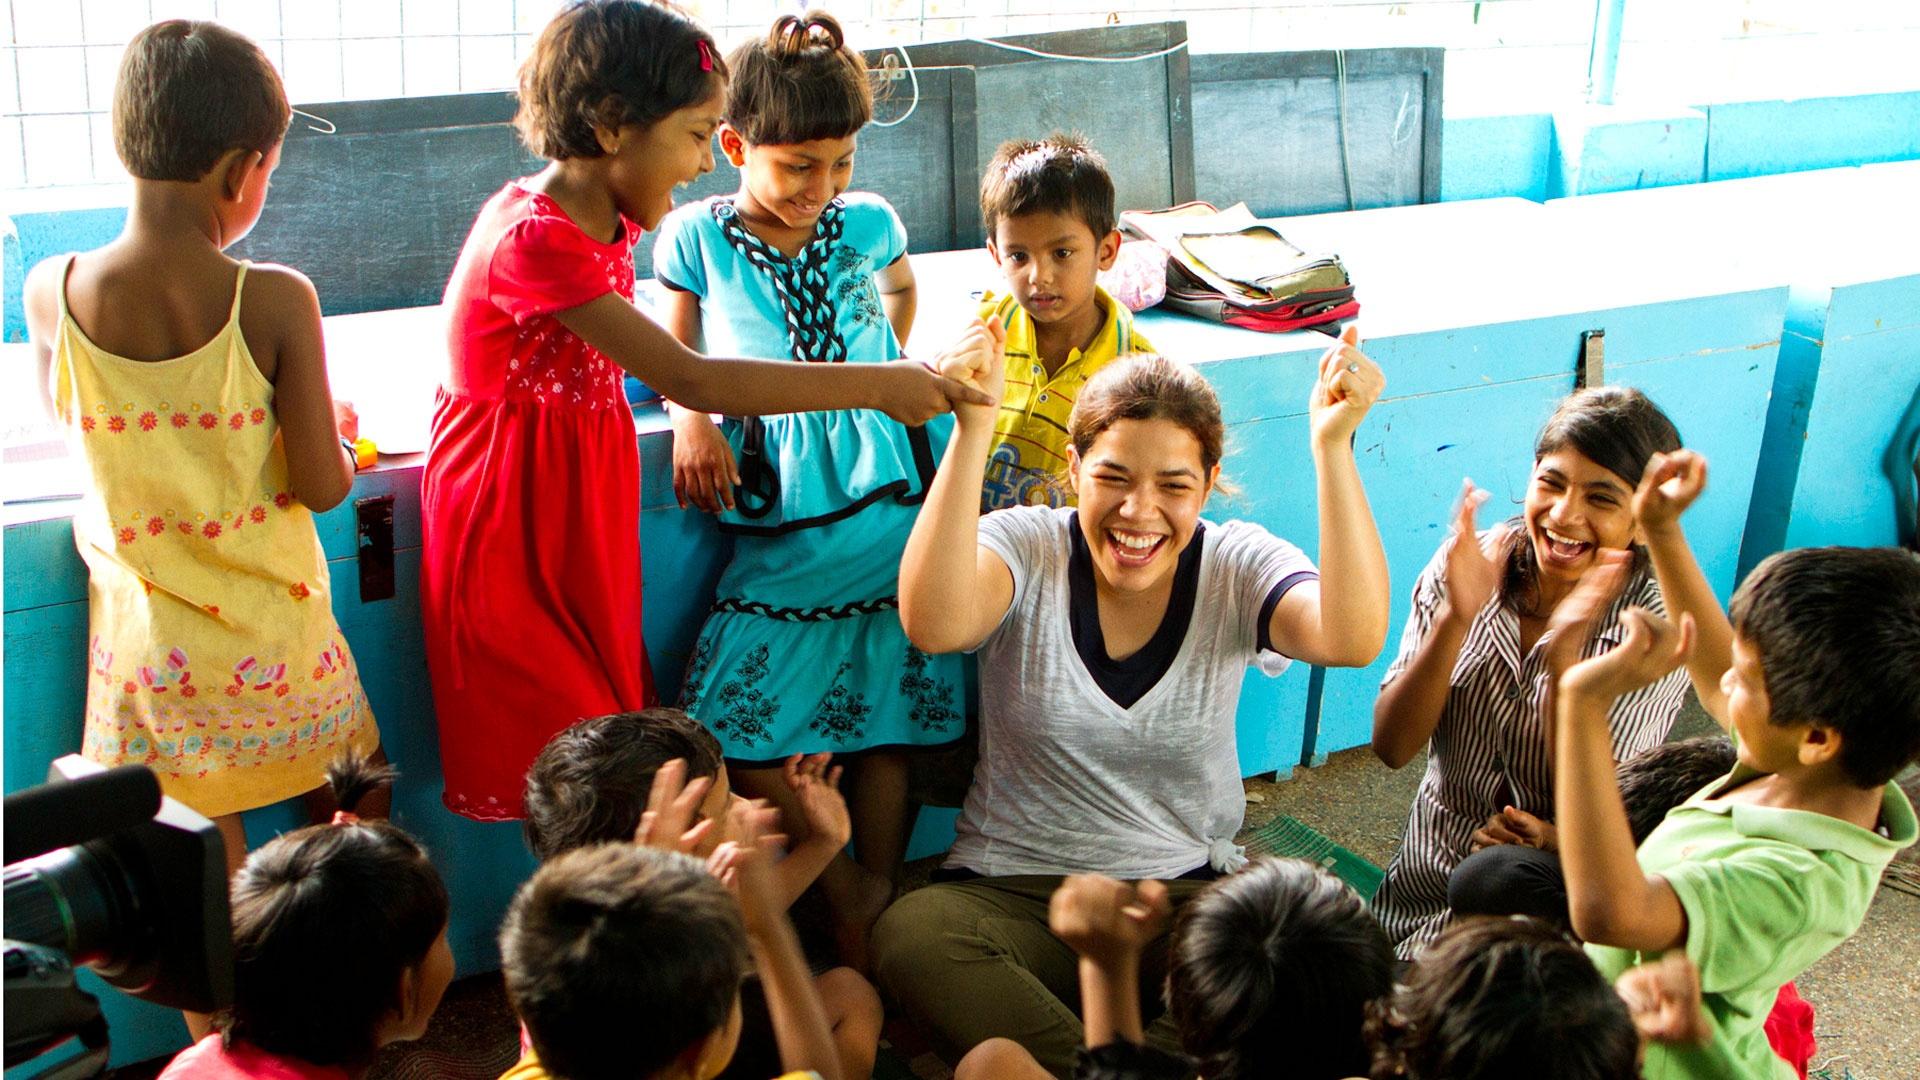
[1617,736,1737,845]
[1501,386,1682,616]
[1731,546,1920,787]
[980,133,1117,242]
[516,0,727,160]
[522,708,725,861]
[724,11,872,145]
[221,753,449,1067]
[1070,354,1224,476]
[1367,917,1637,1080]
[1167,858,1393,1080]
[112,20,290,182]
[501,843,750,1080]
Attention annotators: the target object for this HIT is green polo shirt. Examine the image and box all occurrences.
[1587,762,1917,1080]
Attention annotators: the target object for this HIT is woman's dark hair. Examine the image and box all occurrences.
[723,11,872,146]
[1500,386,1682,616]
[1367,917,1638,1080]
[1616,736,1737,844]
[1167,859,1393,1080]
[516,0,728,160]
[219,753,450,1067]
[522,708,725,862]
[1070,354,1226,475]
[113,20,290,181]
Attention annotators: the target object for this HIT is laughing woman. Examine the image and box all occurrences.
[1366,386,1691,960]
[872,329,1390,1077]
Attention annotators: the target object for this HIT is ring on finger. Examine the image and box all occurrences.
[1345,361,1360,373]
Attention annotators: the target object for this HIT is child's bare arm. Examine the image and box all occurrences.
[554,293,985,423]
[1268,326,1390,669]
[251,266,355,512]
[1554,596,1694,954]
[898,321,1016,653]
[772,754,849,909]
[655,288,740,513]
[1372,484,1510,768]
[1048,875,1171,1049]
[875,253,917,347]
[1632,451,1734,727]
[21,257,63,423]
[714,801,845,1080]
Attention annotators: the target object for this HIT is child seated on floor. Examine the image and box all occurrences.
[499,795,844,1080]
[159,755,452,1079]
[1548,494,1920,1079]
[521,710,880,1080]
[974,133,1155,511]
[952,859,1395,1080]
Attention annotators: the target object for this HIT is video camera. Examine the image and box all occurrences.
[4,756,232,1078]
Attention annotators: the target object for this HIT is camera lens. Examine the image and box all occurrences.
[3,841,148,977]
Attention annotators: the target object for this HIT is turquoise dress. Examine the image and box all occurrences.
[654,193,963,765]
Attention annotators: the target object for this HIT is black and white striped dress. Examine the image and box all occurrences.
[1370,530,1689,959]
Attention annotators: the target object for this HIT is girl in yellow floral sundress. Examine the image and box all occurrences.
[22,19,380,872]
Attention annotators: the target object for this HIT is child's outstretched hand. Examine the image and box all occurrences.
[1616,953,1713,1047]
[1308,324,1385,449]
[632,758,716,855]
[1541,548,1634,677]
[705,796,786,938]
[1441,478,1514,624]
[877,319,1002,426]
[1048,875,1171,968]
[782,752,851,852]
[1632,450,1708,538]
[1564,607,1696,703]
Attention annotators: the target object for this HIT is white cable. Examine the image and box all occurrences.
[868,32,1190,130]
[1336,48,1355,211]
[869,45,921,129]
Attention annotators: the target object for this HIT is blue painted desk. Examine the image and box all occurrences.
[1542,162,1920,567]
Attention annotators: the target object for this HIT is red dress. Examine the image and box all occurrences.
[422,181,654,821]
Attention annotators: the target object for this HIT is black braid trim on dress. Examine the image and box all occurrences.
[711,595,899,622]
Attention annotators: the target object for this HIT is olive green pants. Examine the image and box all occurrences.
[872,874,1211,1078]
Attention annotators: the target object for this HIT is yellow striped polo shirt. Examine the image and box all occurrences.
[976,286,1154,511]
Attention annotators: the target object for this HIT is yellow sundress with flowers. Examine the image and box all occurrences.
[49,258,379,818]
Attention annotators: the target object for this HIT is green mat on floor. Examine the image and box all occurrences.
[1242,815,1385,901]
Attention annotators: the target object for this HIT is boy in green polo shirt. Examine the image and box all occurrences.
[1541,449,1920,1080]
[975,133,1154,511]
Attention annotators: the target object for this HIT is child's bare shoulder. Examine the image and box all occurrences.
[21,253,73,341]
[235,263,324,380]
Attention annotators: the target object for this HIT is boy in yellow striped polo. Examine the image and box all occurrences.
[976,134,1154,510]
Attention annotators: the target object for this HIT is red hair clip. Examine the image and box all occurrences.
[332,810,361,826]
[697,39,715,73]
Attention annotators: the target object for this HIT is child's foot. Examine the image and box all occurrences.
[832,866,895,975]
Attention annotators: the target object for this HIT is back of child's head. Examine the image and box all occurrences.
[522,708,725,861]
[516,0,727,160]
[1167,858,1393,1080]
[1368,917,1637,1080]
[113,20,289,182]
[1070,354,1224,474]
[1502,386,1682,613]
[501,843,749,1080]
[1731,545,1920,787]
[980,132,1117,242]
[724,11,872,145]
[1617,736,1738,844]
[222,753,449,1067]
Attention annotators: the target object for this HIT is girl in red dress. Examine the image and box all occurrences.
[423,0,983,819]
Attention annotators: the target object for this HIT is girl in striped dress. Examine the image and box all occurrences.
[1369,387,1692,959]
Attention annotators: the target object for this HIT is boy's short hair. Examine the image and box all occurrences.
[516,0,727,161]
[1368,917,1637,1080]
[1169,858,1393,1080]
[1616,736,1738,845]
[522,709,724,862]
[112,20,290,181]
[979,132,1116,241]
[1731,546,1920,788]
[501,844,749,1080]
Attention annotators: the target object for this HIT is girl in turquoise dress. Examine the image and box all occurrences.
[654,11,962,957]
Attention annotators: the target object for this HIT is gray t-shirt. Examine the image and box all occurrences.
[949,505,1317,879]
